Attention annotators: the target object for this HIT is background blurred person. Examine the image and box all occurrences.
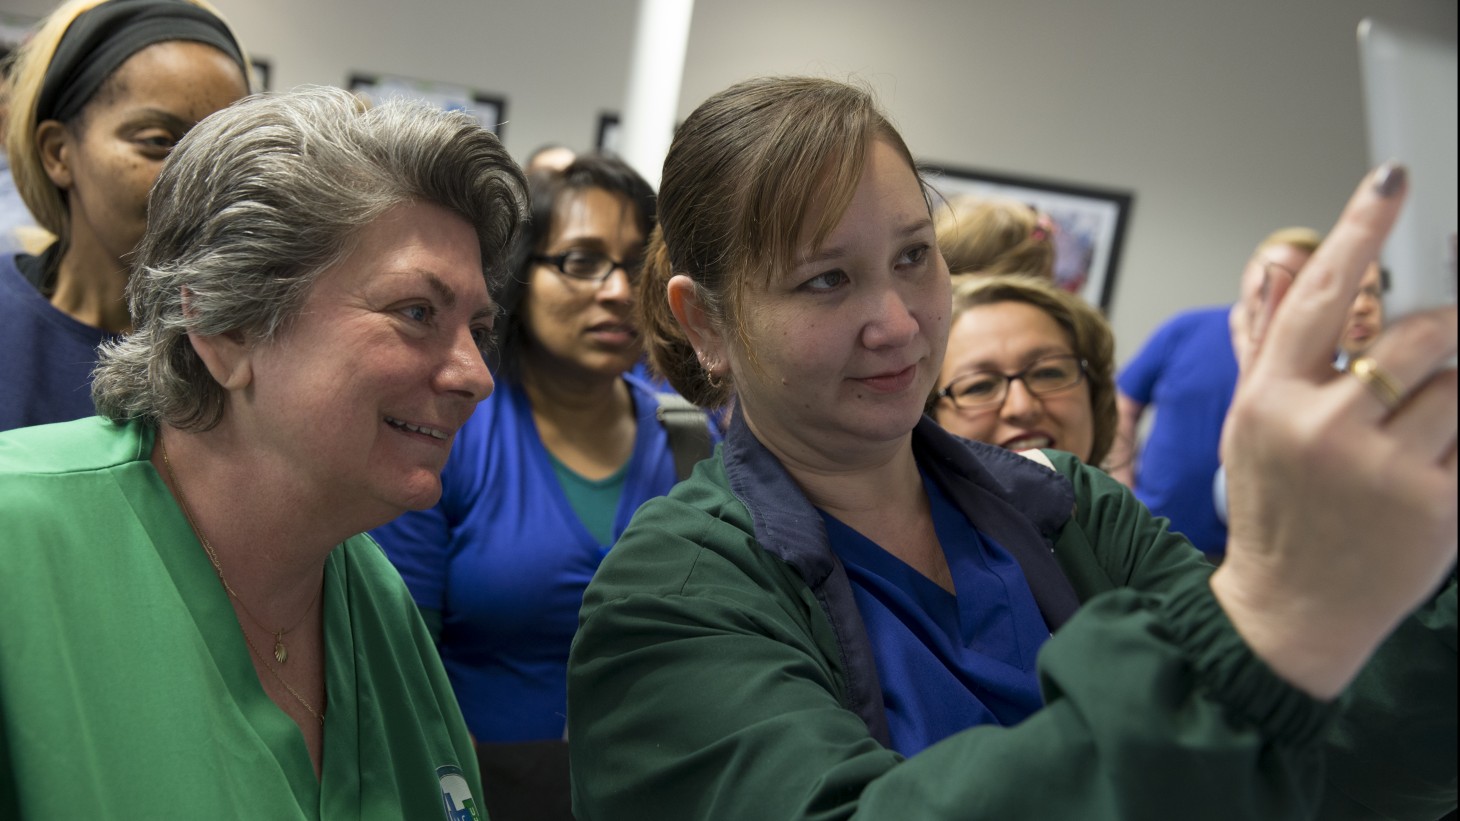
[1107,226,1321,558]
[371,153,714,821]
[1337,261,1388,368]
[0,0,250,433]
[1215,258,1392,524]
[566,76,1456,821]
[933,194,1056,279]
[0,85,528,817]
[525,142,576,174]
[931,273,1116,468]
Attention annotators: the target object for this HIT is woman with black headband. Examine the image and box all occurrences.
[0,0,250,432]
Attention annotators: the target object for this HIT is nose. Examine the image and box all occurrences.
[596,266,634,304]
[437,326,495,403]
[861,285,919,350]
[1000,377,1043,423]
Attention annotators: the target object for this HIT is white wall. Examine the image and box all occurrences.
[5,0,1453,362]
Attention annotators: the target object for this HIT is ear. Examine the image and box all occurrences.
[666,274,729,378]
[188,329,253,392]
[35,120,75,191]
[181,289,253,392]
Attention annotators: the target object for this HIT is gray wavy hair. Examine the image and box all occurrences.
[91,85,528,430]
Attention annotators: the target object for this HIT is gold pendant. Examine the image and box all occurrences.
[274,636,288,664]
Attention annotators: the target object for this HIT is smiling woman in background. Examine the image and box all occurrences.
[0,86,527,817]
[0,0,251,432]
[931,273,1117,468]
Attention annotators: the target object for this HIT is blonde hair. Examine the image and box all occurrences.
[637,76,923,407]
[3,0,248,243]
[940,273,1117,467]
[1254,226,1322,258]
[934,195,1055,279]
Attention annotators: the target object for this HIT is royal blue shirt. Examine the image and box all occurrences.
[1117,307,1236,556]
[371,373,717,742]
[820,472,1048,757]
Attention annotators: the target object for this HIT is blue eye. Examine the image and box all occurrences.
[403,305,433,323]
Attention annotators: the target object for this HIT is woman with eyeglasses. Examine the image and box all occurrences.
[370,153,716,821]
[931,274,1116,467]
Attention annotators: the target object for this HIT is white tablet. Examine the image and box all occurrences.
[1357,18,1457,318]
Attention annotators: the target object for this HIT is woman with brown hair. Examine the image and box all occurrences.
[932,273,1117,468]
[566,76,1456,821]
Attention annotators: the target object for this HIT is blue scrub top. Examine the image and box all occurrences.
[820,472,1048,756]
[371,373,716,741]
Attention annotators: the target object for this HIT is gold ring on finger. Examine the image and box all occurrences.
[1348,355,1403,411]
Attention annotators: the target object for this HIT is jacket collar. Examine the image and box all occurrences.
[719,410,1081,745]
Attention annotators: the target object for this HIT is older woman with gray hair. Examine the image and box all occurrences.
[0,85,526,817]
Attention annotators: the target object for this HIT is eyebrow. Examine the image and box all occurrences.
[958,345,1076,373]
[794,217,935,268]
[422,271,495,321]
[122,108,195,131]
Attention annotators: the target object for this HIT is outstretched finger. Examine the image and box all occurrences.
[1259,163,1407,378]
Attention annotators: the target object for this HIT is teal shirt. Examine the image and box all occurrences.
[0,417,486,820]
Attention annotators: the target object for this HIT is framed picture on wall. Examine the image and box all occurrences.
[250,58,272,92]
[348,73,506,137]
[596,113,621,155]
[924,164,1134,312]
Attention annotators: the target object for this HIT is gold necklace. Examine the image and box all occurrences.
[160,439,325,724]
[160,440,321,664]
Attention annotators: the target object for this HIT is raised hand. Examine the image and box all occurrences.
[1212,163,1458,700]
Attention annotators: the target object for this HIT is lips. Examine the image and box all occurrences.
[855,364,918,394]
[586,320,639,346]
[1000,432,1054,451]
[385,415,451,441]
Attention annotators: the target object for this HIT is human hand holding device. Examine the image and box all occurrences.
[1214,164,1458,701]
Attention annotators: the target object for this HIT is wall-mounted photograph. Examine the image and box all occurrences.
[250,58,272,91]
[926,165,1134,312]
[595,113,621,156]
[348,72,505,137]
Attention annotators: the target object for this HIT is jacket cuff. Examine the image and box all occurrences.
[1162,580,1337,748]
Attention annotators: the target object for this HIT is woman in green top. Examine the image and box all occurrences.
[0,85,526,818]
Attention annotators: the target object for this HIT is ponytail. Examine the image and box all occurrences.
[636,226,733,408]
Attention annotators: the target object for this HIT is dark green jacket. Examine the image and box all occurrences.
[568,415,1456,820]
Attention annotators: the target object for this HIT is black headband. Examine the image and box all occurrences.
[36,0,246,124]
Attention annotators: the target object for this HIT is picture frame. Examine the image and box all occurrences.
[250,58,272,92]
[924,164,1134,312]
[348,73,506,137]
[595,113,621,155]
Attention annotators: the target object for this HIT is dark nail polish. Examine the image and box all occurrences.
[1372,162,1407,198]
